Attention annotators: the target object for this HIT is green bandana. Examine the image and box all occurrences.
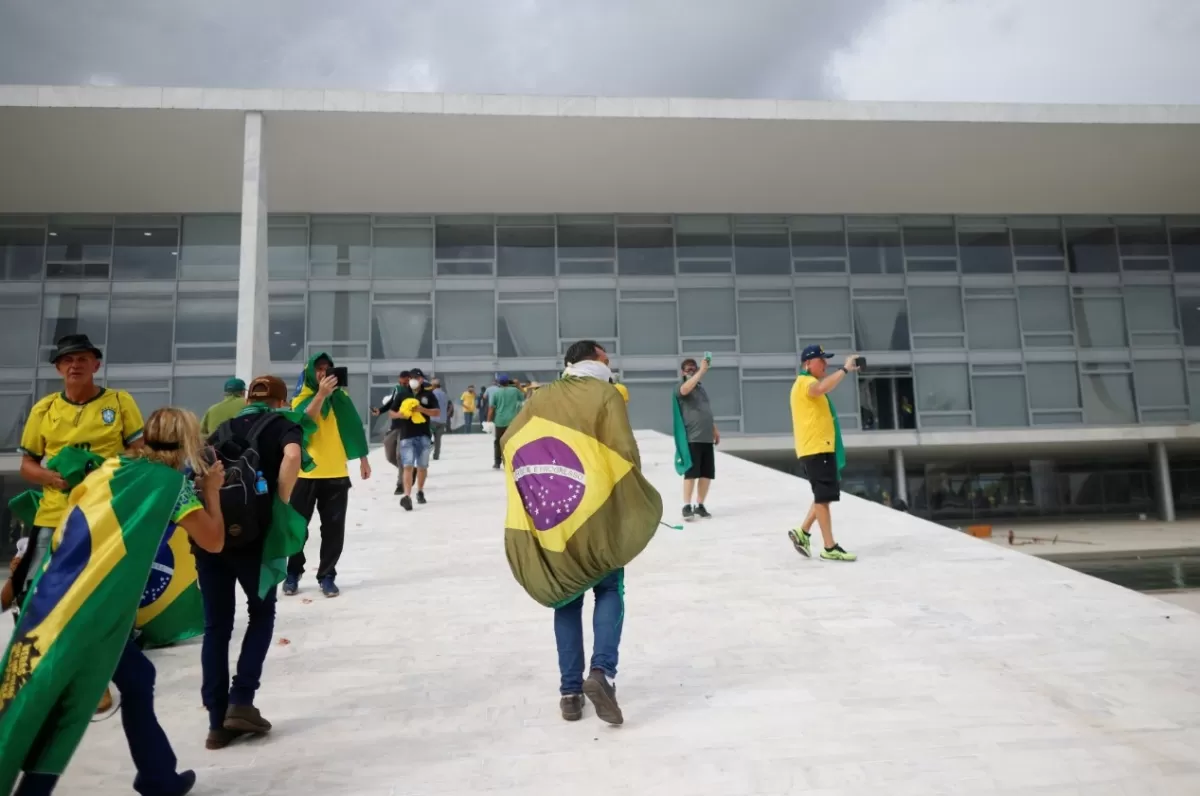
[237,402,318,473]
[293,352,369,462]
[800,369,846,475]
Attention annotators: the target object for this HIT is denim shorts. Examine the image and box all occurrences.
[399,434,432,468]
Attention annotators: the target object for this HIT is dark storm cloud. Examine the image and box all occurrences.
[0,0,878,98]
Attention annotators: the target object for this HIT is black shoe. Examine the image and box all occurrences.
[493,463,502,470]
[416,491,427,505]
[560,693,584,721]
[682,505,695,522]
[135,769,197,796]
[400,495,413,511]
[393,485,403,496]
[695,504,712,519]
[582,669,623,726]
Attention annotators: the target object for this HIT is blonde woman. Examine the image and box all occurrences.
[4,407,224,796]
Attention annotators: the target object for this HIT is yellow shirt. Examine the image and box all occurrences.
[460,391,477,413]
[293,392,349,479]
[790,374,836,458]
[613,383,629,403]
[19,387,144,527]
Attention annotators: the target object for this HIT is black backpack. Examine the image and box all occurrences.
[210,413,280,550]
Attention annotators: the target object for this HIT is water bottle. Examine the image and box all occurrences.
[254,471,268,496]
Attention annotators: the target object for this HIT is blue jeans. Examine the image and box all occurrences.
[195,549,277,731]
[461,412,474,433]
[400,434,432,468]
[553,569,624,695]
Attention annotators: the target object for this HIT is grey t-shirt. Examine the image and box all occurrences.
[676,382,715,443]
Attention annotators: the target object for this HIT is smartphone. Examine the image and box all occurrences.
[331,366,349,388]
[854,356,867,369]
[703,351,712,363]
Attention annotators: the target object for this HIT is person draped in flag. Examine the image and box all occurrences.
[502,340,663,727]
[1,407,226,796]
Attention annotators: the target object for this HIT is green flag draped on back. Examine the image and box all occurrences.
[503,377,662,608]
[671,393,692,476]
[0,457,188,791]
[799,369,847,474]
[293,352,368,462]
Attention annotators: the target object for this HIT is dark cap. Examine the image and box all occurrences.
[800,344,834,363]
[495,371,511,385]
[408,367,425,379]
[50,334,103,364]
[247,375,288,403]
[223,378,246,394]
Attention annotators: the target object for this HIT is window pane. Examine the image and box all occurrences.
[47,219,112,263]
[1019,286,1072,333]
[617,226,674,276]
[795,287,851,338]
[742,380,792,434]
[0,227,45,280]
[738,301,795,353]
[791,230,846,260]
[497,226,555,277]
[678,288,735,337]
[1118,220,1168,258]
[1074,296,1127,347]
[1134,361,1186,407]
[1191,372,1200,421]
[1170,227,1200,272]
[619,302,678,355]
[436,220,494,261]
[1082,373,1136,423]
[908,287,964,334]
[966,298,1020,350]
[557,220,613,260]
[268,225,308,279]
[373,228,433,279]
[830,373,858,424]
[498,303,558,357]
[309,217,370,262]
[700,368,741,416]
[1124,286,1176,332]
[269,300,306,362]
[676,216,732,259]
[108,296,174,363]
[172,375,227,418]
[853,299,910,351]
[112,226,178,280]
[0,295,40,367]
[848,230,902,274]
[308,292,369,343]
[973,376,1028,427]
[1,392,33,450]
[41,294,108,353]
[1066,226,1119,273]
[1012,227,1064,259]
[1179,295,1200,346]
[559,289,617,339]
[959,230,1013,274]
[624,381,675,433]
[176,294,237,360]
[371,303,433,360]
[435,290,494,342]
[1028,364,1081,409]
[104,380,169,418]
[735,231,789,275]
[915,364,970,412]
[179,215,239,280]
[903,226,956,259]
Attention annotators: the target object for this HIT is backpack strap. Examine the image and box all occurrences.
[244,412,283,448]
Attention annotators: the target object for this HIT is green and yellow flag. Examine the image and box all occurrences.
[0,457,189,791]
[134,525,203,648]
[503,377,662,608]
[293,352,368,461]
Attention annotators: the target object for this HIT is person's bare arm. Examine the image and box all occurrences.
[277,443,302,503]
[807,356,861,398]
[678,359,709,397]
[20,454,68,491]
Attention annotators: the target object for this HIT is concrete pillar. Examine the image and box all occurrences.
[235,111,270,383]
[890,448,908,505]
[1152,441,1176,522]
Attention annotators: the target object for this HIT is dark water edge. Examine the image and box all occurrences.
[1056,555,1200,593]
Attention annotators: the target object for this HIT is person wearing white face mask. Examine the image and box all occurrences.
[388,368,440,511]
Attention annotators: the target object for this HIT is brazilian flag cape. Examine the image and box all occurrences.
[293,352,368,462]
[0,457,189,790]
[799,369,847,474]
[503,376,662,608]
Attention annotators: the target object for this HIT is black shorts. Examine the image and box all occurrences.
[684,442,716,480]
[800,452,840,504]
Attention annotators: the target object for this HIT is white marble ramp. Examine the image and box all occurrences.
[61,433,1200,795]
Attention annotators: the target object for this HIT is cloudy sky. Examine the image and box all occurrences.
[0,0,1196,103]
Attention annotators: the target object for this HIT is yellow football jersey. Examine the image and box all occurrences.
[19,388,144,528]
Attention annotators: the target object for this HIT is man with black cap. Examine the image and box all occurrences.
[788,344,860,562]
[388,368,439,511]
[15,334,145,604]
[372,370,410,495]
[200,378,247,435]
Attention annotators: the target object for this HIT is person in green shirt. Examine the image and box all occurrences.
[485,373,525,470]
[200,378,247,435]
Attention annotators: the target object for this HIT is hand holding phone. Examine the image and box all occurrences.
[331,366,349,388]
[703,351,712,363]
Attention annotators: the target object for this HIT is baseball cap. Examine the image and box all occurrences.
[495,371,511,384]
[223,377,246,394]
[408,367,426,379]
[247,375,288,403]
[800,344,834,363]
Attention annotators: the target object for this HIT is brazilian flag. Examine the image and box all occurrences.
[503,376,662,608]
[134,526,203,648]
[0,457,187,791]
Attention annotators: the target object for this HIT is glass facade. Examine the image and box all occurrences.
[4,211,1200,452]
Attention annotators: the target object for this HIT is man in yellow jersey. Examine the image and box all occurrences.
[787,344,860,562]
[15,334,145,602]
[459,385,477,433]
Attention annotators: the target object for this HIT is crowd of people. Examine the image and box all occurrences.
[0,331,860,794]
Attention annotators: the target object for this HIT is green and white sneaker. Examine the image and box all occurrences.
[788,528,811,558]
[820,544,857,562]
